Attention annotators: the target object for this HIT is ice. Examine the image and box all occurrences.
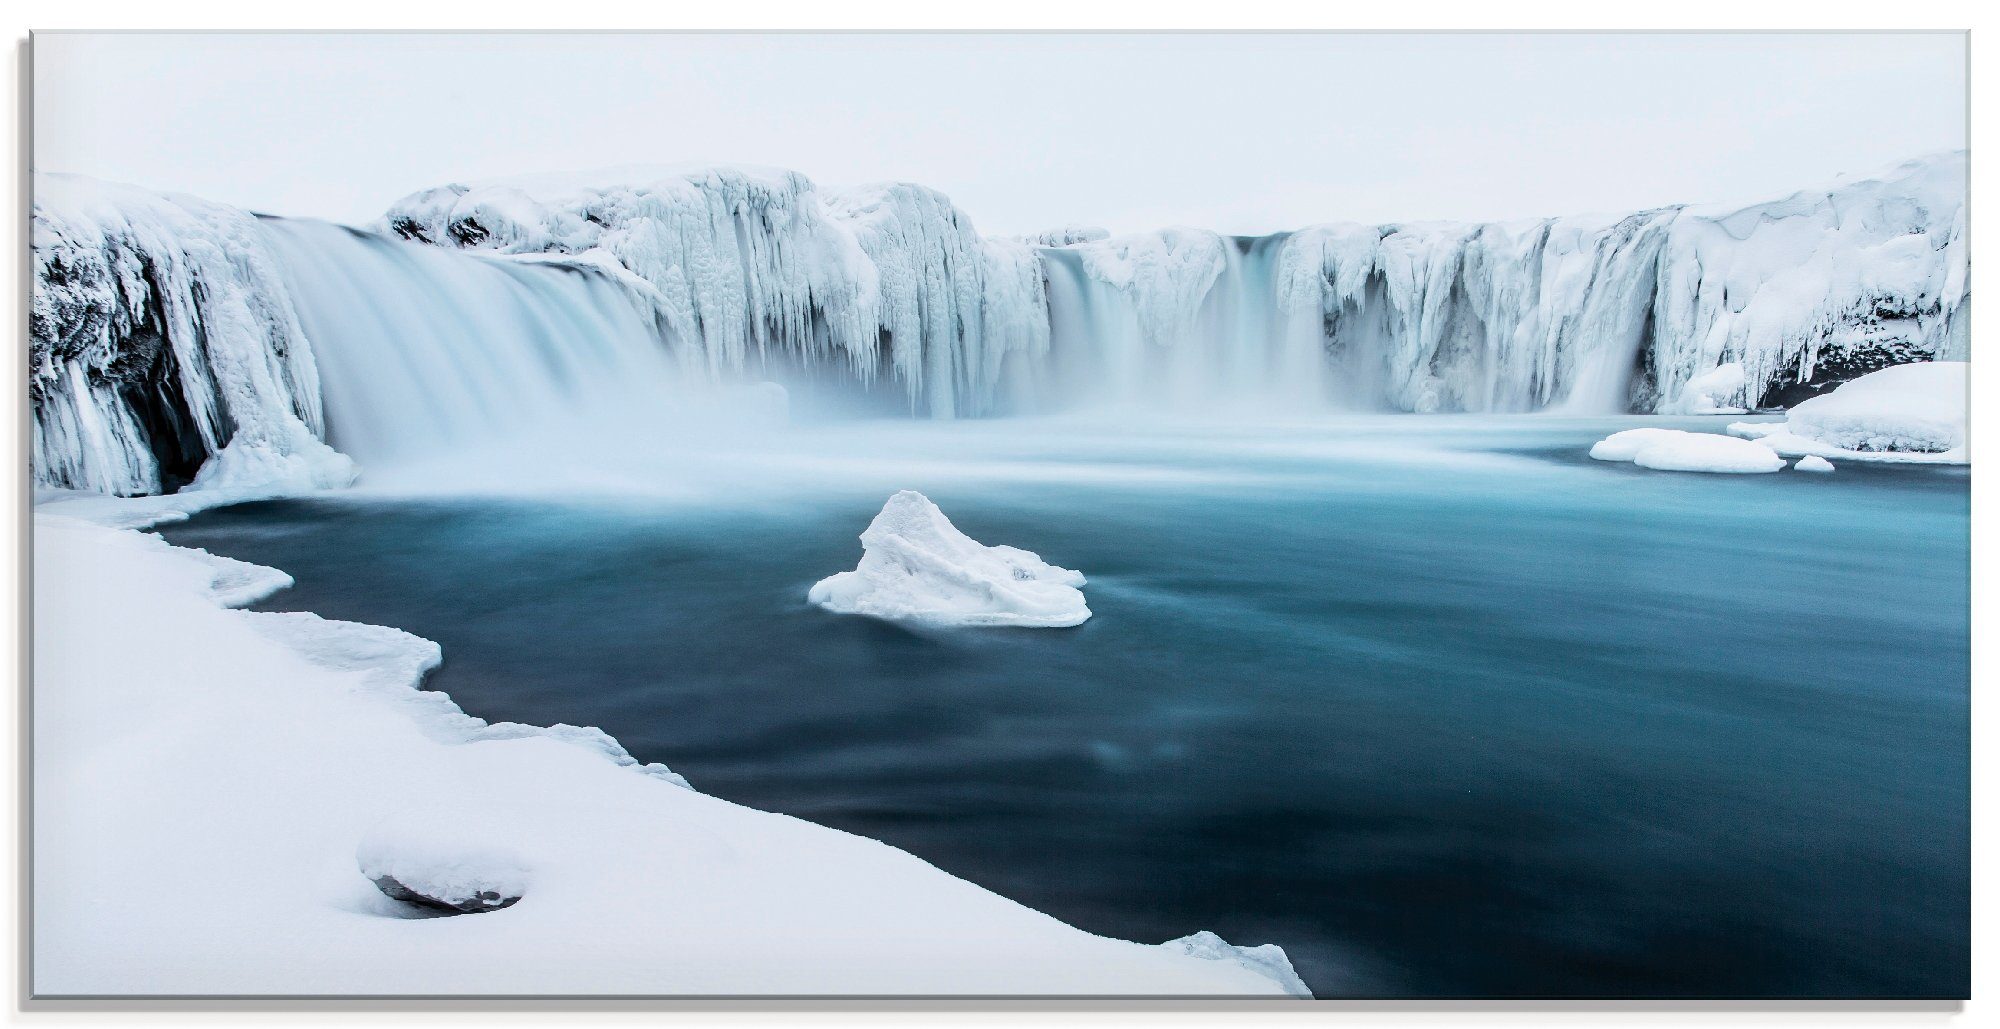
[1162,931,1313,998]
[1793,455,1836,473]
[809,491,1091,628]
[1589,428,1784,474]
[1631,433,1785,474]
[1650,155,1967,412]
[1726,362,1968,465]
[33,512,1299,995]
[31,174,352,497]
[34,152,1968,501]
[382,167,1045,418]
[1589,428,1697,463]
[1672,362,1749,414]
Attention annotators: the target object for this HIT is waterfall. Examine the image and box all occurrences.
[1033,232,1331,415]
[259,219,683,472]
[31,153,1968,497]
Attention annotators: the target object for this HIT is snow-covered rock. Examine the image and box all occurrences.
[32,511,1295,995]
[1728,362,1968,465]
[357,831,530,915]
[1589,428,1784,474]
[1794,455,1836,473]
[31,174,354,497]
[809,491,1090,628]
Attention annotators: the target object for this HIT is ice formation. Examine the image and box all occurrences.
[809,491,1091,628]
[1589,428,1784,474]
[32,152,1968,495]
[31,175,354,497]
[381,167,1047,418]
[34,512,1297,995]
[1794,455,1836,474]
[1728,361,1969,465]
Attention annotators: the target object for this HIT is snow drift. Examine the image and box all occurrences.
[32,512,1301,996]
[810,491,1091,627]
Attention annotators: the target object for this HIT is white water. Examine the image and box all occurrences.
[261,220,686,472]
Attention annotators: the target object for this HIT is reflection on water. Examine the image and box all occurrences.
[162,417,1969,998]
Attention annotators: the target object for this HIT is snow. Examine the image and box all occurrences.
[1589,427,1784,474]
[31,174,353,497]
[809,491,1091,628]
[35,511,1300,995]
[1794,455,1836,473]
[1727,362,1968,465]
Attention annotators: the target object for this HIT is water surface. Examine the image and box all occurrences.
[162,417,1969,998]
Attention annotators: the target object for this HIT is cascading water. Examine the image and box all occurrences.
[259,219,687,473]
[30,154,1968,496]
[1033,233,1335,416]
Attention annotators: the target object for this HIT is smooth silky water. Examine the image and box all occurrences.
[162,417,1968,998]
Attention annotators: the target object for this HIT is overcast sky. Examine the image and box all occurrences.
[34,32,1966,236]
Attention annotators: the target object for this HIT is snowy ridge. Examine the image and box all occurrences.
[34,512,1307,996]
[31,174,355,496]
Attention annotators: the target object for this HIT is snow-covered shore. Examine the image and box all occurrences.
[32,511,1307,997]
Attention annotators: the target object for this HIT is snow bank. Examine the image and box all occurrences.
[34,513,1298,995]
[31,174,355,497]
[1727,362,1969,465]
[1590,428,1784,474]
[809,491,1091,628]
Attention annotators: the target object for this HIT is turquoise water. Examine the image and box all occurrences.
[161,417,1969,998]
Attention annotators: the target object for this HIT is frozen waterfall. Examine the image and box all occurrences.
[31,152,1969,497]
[259,219,679,472]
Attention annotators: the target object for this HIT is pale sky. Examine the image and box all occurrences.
[33,32,1966,237]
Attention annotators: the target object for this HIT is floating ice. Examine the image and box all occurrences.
[1589,428,1696,463]
[1631,433,1785,474]
[1794,455,1836,473]
[1590,428,1784,474]
[809,491,1090,628]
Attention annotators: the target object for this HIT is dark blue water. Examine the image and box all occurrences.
[160,420,1969,998]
